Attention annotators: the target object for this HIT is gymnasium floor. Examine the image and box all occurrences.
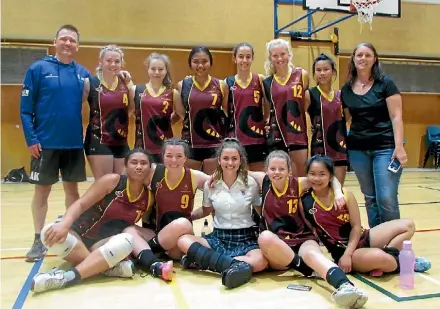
[1,170,439,309]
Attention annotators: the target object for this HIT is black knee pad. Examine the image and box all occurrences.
[383,246,400,273]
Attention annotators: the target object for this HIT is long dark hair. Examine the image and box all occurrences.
[347,42,384,87]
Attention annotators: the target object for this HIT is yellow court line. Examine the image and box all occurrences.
[169,277,190,309]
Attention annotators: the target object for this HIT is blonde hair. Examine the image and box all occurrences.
[96,45,125,78]
[264,39,294,76]
[145,53,173,88]
[265,150,292,171]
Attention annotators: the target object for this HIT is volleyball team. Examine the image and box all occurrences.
[20,25,431,308]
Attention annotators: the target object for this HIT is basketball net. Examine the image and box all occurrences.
[350,0,381,31]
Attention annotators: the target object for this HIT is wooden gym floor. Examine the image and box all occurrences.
[1,170,440,309]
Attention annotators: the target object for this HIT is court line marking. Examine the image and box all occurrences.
[352,274,440,302]
[11,259,43,309]
[418,273,440,286]
[169,277,190,309]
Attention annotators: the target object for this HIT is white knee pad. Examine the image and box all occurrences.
[99,233,134,268]
[40,223,78,258]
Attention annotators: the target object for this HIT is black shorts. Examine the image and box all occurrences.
[334,160,349,167]
[72,219,131,249]
[29,149,86,185]
[330,233,371,263]
[84,132,129,159]
[188,147,217,162]
[244,144,267,164]
[268,142,308,154]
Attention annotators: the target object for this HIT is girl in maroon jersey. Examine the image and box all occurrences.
[83,45,133,179]
[139,138,211,259]
[301,155,431,277]
[305,54,348,184]
[178,46,229,175]
[31,149,177,293]
[177,138,268,289]
[253,151,367,308]
[262,39,310,177]
[225,43,269,171]
[132,53,185,163]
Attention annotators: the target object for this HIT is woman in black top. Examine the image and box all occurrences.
[341,43,407,228]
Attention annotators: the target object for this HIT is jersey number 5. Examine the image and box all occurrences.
[253,90,260,104]
[287,199,298,214]
[292,85,303,99]
[181,194,190,209]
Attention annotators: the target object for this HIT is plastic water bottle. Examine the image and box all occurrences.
[201,219,210,236]
[399,240,416,290]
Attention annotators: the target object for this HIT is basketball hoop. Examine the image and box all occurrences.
[350,0,381,30]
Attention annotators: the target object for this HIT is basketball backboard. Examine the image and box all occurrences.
[303,0,401,17]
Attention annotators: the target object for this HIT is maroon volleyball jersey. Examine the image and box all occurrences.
[225,73,265,145]
[263,68,308,147]
[73,175,153,240]
[308,87,347,162]
[181,77,225,148]
[134,85,174,155]
[87,76,129,146]
[301,190,369,250]
[261,175,316,247]
[154,166,196,230]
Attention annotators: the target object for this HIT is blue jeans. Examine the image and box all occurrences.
[348,149,402,228]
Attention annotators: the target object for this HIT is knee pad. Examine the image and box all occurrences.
[40,223,78,258]
[99,233,134,268]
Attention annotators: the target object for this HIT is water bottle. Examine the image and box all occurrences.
[399,240,416,290]
[201,219,210,236]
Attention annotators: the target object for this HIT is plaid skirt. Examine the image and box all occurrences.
[203,227,259,257]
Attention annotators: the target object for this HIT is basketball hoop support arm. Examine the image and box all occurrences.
[274,0,354,38]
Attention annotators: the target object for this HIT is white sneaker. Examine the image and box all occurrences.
[331,282,368,308]
[31,268,69,293]
[103,260,135,278]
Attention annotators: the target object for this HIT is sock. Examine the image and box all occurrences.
[137,249,159,273]
[147,236,165,254]
[64,268,81,286]
[288,255,314,277]
[326,267,351,289]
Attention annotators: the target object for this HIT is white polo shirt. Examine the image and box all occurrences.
[203,175,261,229]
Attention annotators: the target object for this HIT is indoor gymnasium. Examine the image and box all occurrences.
[1,0,439,308]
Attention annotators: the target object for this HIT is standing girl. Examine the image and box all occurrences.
[178,46,229,175]
[133,53,184,163]
[305,54,348,184]
[225,43,268,171]
[262,39,309,177]
[84,45,131,179]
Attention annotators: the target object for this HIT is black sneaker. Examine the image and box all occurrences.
[26,238,47,262]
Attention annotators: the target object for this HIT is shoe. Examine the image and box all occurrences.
[26,238,47,262]
[221,261,253,289]
[415,257,431,272]
[331,282,368,308]
[180,255,200,270]
[150,261,173,281]
[31,269,69,293]
[103,260,135,278]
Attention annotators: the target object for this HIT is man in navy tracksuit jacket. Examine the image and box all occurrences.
[20,25,90,262]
